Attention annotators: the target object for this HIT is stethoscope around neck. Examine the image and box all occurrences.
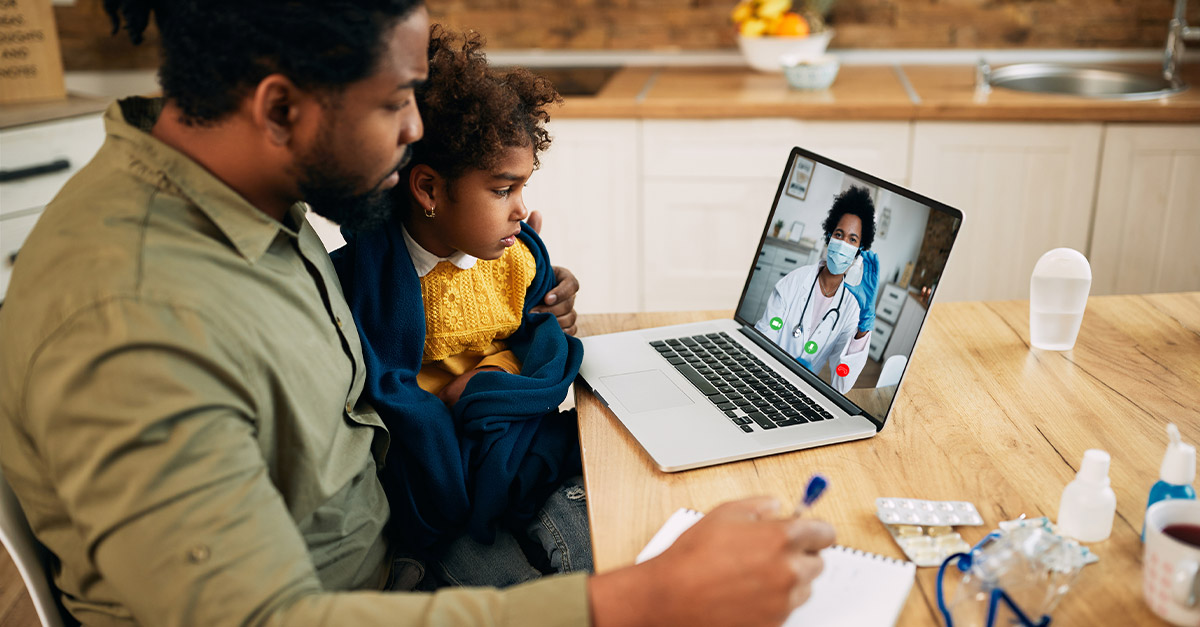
[792,272,846,340]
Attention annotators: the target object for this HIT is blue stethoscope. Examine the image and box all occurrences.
[792,273,846,354]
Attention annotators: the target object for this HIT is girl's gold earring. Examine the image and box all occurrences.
[425,204,436,218]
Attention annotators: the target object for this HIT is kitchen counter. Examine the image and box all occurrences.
[557,63,1200,122]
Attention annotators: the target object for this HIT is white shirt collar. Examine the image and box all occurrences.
[400,224,477,277]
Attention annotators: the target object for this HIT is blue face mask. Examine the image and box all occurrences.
[825,238,858,275]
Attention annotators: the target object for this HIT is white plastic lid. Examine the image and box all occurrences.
[1161,423,1197,486]
[1078,449,1111,485]
[1032,248,1092,281]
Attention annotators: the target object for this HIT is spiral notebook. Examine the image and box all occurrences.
[637,508,916,627]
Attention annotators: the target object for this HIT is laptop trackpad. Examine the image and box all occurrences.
[602,370,694,414]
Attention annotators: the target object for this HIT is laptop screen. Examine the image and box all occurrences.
[734,147,961,424]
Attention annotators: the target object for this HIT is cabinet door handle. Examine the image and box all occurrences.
[782,257,798,264]
[0,158,70,183]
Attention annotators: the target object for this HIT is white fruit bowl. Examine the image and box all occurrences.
[737,30,834,73]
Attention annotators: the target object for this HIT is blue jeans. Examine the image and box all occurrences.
[431,475,593,588]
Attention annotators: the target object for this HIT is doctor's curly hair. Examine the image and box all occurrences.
[403,26,562,187]
[822,186,876,251]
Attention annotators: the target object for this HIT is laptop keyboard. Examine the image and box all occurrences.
[649,332,835,433]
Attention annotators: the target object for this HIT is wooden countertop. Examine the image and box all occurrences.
[0,92,110,130]
[557,63,1200,123]
[575,292,1200,626]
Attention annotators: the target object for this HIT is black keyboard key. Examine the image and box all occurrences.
[776,419,805,427]
[716,402,736,411]
[745,411,777,430]
[740,424,754,433]
[709,395,729,405]
[667,356,685,366]
[674,364,719,395]
[734,399,753,409]
[725,393,743,401]
[666,338,682,345]
[706,333,723,339]
[724,409,738,418]
[650,340,666,347]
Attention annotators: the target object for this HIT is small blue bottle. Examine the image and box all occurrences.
[1143,423,1196,542]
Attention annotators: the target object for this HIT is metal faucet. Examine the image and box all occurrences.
[1164,0,1200,84]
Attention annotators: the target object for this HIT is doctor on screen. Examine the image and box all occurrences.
[756,187,880,393]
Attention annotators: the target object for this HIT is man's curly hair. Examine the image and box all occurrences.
[406,26,563,185]
[103,0,424,125]
[822,186,876,251]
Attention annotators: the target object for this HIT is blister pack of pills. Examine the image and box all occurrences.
[884,523,973,567]
[876,498,984,567]
[875,497,984,526]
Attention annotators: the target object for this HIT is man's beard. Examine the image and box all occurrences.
[297,135,411,232]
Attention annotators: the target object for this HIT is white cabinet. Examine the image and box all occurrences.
[1089,124,1200,295]
[640,120,911,311]
[883,293,926,364]
[521,119,641,314]
[910,122,1103,302]
[1,114,106,300]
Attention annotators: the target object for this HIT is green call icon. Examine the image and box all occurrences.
[769,317,783,330]
[804,341,819,355]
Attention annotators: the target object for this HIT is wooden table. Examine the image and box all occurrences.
[576,293,1200,626]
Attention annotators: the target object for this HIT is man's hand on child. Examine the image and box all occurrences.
[524,210,580,336]
[532,266,579,336]
[437,366,504,407]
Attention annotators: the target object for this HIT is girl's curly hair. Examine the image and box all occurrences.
[406,26,563,183]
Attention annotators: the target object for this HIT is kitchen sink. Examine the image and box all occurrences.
[985,63,1188,100]
[493,66,621,97]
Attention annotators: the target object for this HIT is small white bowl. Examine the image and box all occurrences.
[737,30,834,73]
[782,54,841,90]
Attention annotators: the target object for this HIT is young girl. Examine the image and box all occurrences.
[331,26,590,588]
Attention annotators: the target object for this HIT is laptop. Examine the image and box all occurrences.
[578,147,963,472]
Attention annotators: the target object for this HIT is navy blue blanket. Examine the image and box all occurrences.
[331,219,583,553]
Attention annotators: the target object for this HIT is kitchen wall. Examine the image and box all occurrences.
[55,0,1198,70]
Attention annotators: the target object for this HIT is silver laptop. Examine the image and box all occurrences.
[578,147,963,472]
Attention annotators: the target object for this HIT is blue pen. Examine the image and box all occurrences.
[795,474,829,517]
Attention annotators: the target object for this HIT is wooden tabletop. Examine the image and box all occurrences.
[556,64,1200,123]
[575,292,1200,626]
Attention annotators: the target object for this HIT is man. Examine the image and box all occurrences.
[0,1,834,625]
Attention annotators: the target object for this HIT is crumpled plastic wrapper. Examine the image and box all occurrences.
[945,516,1098,627]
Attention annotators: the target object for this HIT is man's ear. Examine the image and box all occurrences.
[250,74,308,146]
[409,164,441,212]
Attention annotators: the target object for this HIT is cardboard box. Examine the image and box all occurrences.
[0,0,66,104]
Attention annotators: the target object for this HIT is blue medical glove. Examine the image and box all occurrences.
[846,250,879,334]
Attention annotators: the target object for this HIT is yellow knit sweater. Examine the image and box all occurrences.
[417,241,537,393]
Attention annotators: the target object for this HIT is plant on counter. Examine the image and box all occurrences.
[731,0,836,38]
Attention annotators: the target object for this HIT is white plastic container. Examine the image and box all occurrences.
[1030,248,1091,351]
[1057,449,1117,542]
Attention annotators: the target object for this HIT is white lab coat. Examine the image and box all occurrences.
[755,263,870,393]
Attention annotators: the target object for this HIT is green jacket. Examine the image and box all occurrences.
[0,98,588,626]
